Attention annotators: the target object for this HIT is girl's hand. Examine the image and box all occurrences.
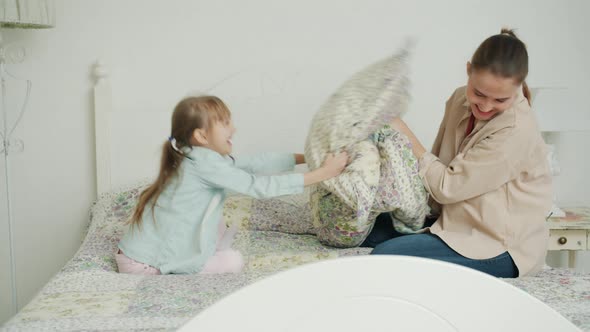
[303,151,349,186]
[294,153,306,165]
[321,151,349,179]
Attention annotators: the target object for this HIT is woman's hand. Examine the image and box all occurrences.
[390,117,427,160]
[390,117,409,134]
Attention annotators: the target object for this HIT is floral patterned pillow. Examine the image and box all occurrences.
[311,127,428,248]
[304,44,413,211]
[372,128,428,234]
[92,182,316,237]
[303,42,430,247]
[224,192,317,235]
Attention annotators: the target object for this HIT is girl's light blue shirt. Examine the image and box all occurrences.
[118,147,304,274]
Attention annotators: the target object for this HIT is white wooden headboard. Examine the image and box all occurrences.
[93,61,112,196]
[91,60,175,197]
[89,58,348,197]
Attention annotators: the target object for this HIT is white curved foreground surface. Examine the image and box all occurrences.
[179,255,580,332]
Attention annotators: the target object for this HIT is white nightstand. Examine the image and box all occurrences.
[546,206,590,268]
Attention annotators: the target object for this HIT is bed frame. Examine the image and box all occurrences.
[93,60,113,196]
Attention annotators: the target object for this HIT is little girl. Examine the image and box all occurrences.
[116,96,348,275]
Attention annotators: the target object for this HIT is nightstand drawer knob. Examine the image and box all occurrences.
[558,236,567,245]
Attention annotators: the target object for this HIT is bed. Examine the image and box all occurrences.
[2,63,590,331]
[1,186,589,331]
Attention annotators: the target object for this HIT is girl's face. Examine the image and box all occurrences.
[206,118,236,156]
[465,64,521,121]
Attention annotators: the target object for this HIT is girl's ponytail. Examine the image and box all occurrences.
[128,140,184,229]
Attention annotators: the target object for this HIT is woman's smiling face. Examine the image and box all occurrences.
[465,63,521,121]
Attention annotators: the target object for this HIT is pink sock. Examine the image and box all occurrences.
[217,224,238,250]
[200,249,244,274]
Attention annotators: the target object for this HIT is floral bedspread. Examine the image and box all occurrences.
[2,186,589,331]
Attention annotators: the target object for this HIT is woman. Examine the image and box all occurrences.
[366,28,552,278]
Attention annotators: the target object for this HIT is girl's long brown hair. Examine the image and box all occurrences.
[128,96,231,229]
[471,28,531,105]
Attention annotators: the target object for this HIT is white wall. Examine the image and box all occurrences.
[1,0,589,324]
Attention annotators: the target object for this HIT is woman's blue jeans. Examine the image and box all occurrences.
[362,213,519,278]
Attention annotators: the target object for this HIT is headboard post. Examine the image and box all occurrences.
[93,60,112,197]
